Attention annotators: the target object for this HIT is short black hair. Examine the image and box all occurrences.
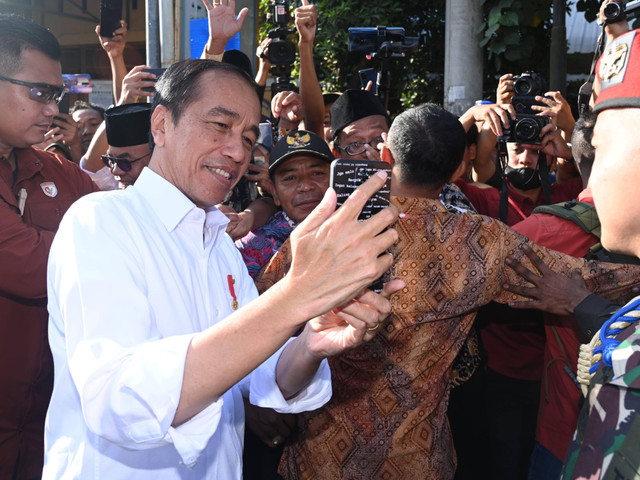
[571,110,597,185]
[70,100,105,120]
[0,14,61,76]
[152,59,258,126]
[388,103,466,189]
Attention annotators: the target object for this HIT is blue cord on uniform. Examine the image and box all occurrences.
[590,297,640,375]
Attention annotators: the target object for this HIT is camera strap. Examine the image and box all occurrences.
[497,137,510,223]
[537,151,552,206]
[578,26,606,116]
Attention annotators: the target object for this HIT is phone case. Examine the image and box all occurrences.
[330,159,391,220]
[330,159,392,293]
[358,68,377,95]
[99,0,123,38]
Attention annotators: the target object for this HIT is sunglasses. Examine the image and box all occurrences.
[0,75,66,104]
[101,153,151,172]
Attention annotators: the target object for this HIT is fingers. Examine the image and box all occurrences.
[236,7,249,27]
[504,255,542,285]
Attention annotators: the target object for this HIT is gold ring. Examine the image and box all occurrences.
[367,324,381,332]
[272,435,284,446]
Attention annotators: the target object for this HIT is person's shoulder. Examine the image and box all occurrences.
[30,148,97,193]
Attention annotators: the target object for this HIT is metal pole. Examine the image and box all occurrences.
[444,0,484,115]
[146,0,161,68]
[549,0,567,93]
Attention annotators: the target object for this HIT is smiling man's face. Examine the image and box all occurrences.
[272,155,330,224]
[150,69,260,209]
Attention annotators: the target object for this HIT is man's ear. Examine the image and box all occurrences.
[272,183,282,207]
[150,105,168,148]
[381,145,393,165]
[448,160,467,183]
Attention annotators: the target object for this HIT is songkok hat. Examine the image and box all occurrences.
[594,29,640,113]
[330,89,390,140]
[323,92,341,106]
[269,130,333,175]
[222,49,253,78]
[104,103,152,147]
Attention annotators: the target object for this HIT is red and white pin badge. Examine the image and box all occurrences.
[40,182,58,198]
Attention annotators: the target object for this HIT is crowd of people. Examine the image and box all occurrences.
[2,0,640,479]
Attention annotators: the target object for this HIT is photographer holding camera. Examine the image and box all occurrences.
[453,72,584,480]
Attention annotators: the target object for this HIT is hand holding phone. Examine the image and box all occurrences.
[99,0,123,38]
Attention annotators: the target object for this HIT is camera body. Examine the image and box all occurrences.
[347,26,418,58]
[266,0,295,66]
[502,114,549,145]
[508,71,548,144]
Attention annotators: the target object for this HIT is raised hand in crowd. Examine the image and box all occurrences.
[201,0,248,59]
[496,73,515,105]
[295,0,324,137]
[255,36,273,90]
[272,91,305,132]
[96,20,128,103]
[520,121,573,162]
[532,90,576,138]
[459,102,516,137]
[118,65,157,105]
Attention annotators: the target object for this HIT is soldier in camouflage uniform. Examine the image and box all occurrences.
[561,27,640,480]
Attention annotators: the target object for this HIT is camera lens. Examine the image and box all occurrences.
[514,76,533,96]
[604,2,622,20]
[514,117,540,142]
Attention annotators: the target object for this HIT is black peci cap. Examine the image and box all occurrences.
[330,89,390,141]
[104,103,152,147]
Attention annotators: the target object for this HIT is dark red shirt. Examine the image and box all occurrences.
[513,189,598,461]
[456,177,583,381]
[0,147,96,479]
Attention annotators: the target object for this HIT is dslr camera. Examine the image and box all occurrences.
[603,0,640,24]
[266,0,296,66]
[501,115,549,145]
[502,71,549,145]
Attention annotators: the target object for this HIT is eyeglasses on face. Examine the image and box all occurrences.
[0,75,65,104]
[337,135,384,156]
[101,152,151,172]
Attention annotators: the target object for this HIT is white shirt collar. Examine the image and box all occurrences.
[134,167,230,233]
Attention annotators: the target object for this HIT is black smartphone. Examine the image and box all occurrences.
[330,158,392,292]
[99,0,123,38]
[141,68,167,93]
[358,68,377,95]
[57,95,70,115]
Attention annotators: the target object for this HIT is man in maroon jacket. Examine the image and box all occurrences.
[0,14,96,478]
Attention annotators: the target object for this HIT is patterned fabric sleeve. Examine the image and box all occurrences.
[256,198,640,324]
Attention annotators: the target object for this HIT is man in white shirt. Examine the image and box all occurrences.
[44,60,401,479]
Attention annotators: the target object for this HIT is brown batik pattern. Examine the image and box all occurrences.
[255,197,640,480]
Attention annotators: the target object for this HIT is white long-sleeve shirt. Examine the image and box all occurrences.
[44,167,331,479]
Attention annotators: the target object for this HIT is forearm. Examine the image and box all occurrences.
[175,277,313,425]
[275,328,323,400]
[298,40,324,137]
[109,54,127,104]
[473,126,498,183]
[81,122,109,173]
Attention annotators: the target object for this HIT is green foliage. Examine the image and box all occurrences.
[258,0,446,115]
[479,0,554,77]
